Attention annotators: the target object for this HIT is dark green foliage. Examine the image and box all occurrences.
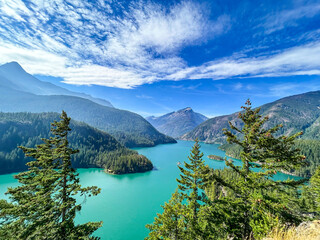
[206,100,306,239]
[0,112,153,174]
[301,166,320,215]
[146,140,210,240]
[177,139,210,238]
[220,139,320,177]
[0,111,102,239]
[148,100,317,240]
[146,190,187,240]
[309,167,320,212]
[218,143,242,159]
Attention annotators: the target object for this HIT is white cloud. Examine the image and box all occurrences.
[268,81,320,97]
[171,42,320,81]
[263,3,320,33]
[0,0,228,88]
[0,0,319,89]
[0,0,32,22]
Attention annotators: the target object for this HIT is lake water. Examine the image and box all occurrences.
[0,140,300,239]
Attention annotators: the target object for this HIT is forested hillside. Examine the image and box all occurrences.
[219,139,320,177]
[0,112,153,174]
[182,91,320,143]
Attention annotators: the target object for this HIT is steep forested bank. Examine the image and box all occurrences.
[219,139,320,177]
[0,112,153,174]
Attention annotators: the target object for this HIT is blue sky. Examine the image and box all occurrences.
[0,0,320,117]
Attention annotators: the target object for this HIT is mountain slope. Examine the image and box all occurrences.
[146,107,208,138]
[182,91,320,143]
[0,62,176,147]
[0,112,153,174]
[0,61,113,107]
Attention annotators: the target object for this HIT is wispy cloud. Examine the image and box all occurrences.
[0,0,319,89]
[0,0,229,88]
[263,3,320,33]
[171,42,320,80]
[136,94,153,99]
[268,81,320,97]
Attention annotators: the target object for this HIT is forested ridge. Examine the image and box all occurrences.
[182,90,320,143]
[0,112,153,174]
[219,139,320,177]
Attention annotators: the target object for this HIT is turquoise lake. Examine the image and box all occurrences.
[0,140,300,239]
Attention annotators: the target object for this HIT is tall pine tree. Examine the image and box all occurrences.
[207,99,306,239]
[0,111,102,239]
[146,139,210,240]
[177,139,209,238]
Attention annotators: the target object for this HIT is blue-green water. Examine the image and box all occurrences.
[0,140,300,239]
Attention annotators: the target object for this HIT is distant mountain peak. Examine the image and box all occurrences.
[146,108,208,138]
[179,107,193,112]
[1,61,25,71]
[0,61,113,108]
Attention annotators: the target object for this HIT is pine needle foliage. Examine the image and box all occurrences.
[146,190,187,240]
[146,139,210,240]
[0,111,102,239]
[207,99,307,239]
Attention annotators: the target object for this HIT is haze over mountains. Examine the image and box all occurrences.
[146,107,208,138]
[182,91,320,143]
[0,62,176,147]
[0,62,113,108]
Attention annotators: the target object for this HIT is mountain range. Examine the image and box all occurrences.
[0,62,176,147]
[0,62,113,107]
[146,107,208,138]
[182,91,320,143]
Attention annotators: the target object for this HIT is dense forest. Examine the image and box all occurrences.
[146,100,320,239]
[219,139,320,177]
[0,112,153,174]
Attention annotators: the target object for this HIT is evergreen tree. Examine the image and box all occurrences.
[207,99,306,239]
[177,139,209,238]
[0,131,61,239]
[304,166,320,214]
[146,190,187,240]
[0,111,102,239]
[146,139,210,239]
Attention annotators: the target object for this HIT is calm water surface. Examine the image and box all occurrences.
[0,140,299,239]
